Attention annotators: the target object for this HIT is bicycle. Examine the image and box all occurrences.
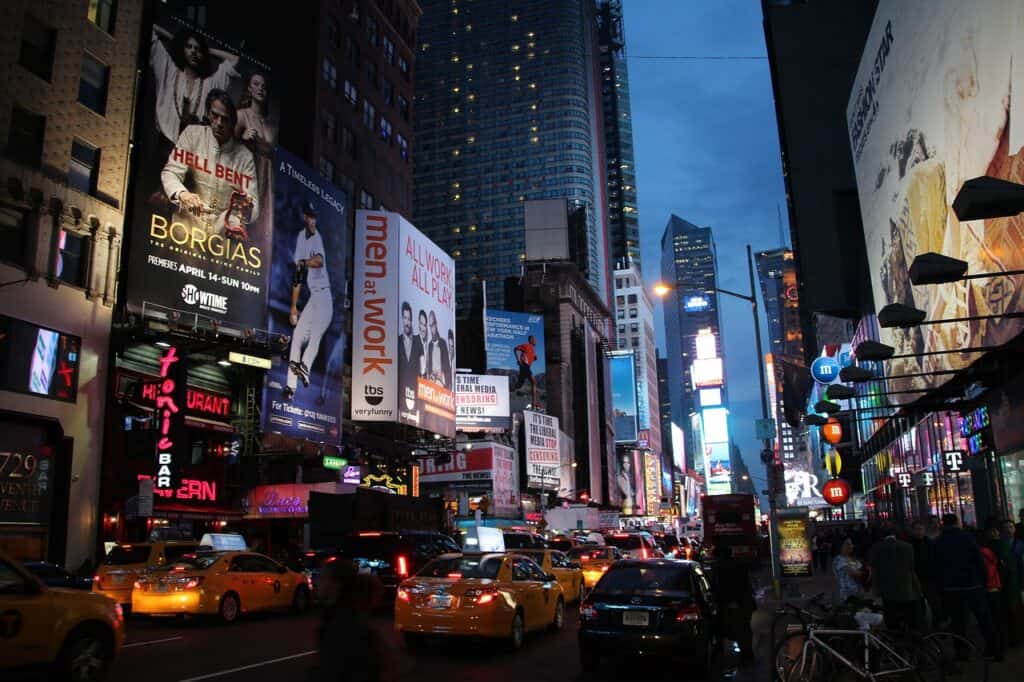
[773,610,945,681]
[770,592,833,654]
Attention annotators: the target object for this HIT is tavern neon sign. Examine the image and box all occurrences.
[138,475,217,502]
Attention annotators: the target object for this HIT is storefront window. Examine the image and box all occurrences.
[1001,452,1024,521]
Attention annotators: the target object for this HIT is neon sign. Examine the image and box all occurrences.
[141,382,231,419]
[256,489,306,515]
[154,346,186,490]
[138,475,217,502]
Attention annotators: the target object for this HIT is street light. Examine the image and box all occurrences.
[653,282,673,298]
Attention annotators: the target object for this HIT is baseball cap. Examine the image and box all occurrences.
[302,201,318,217]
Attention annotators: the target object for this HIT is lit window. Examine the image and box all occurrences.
[87,0,117,34]
[69,139,100,196]
[57,229,90,287]
[322,57,337,90]
[362,100,376,128]
[344,80,358,106]
[78,54,110,115]
[382,35,395,64]
[379,118,392,144]
[396,133,408,161]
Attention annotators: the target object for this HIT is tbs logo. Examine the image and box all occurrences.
[364,385,384,406]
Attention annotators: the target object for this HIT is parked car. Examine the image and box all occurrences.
[22,561,93,590]
[578,559,718,677]
[298,549,337,603]
[93,540,200,607]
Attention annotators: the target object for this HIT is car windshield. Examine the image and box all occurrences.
[603,535,642,550]
[593,565,691,596]
[299,552,330,570]
[568,547,611,561]
[159,555,221,571]
[103,545,152,565]
[417,556,502,579]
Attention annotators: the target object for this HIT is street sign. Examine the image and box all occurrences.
[755,418,776,441]
[323,455,347,470]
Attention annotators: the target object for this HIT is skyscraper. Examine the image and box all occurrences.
[413,0,611,314]
[596,0,640,269]
[660,215,724,471]
[756,248,806,485]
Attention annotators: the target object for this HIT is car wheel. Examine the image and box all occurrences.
[55,625,113,682]
[580,646,599,672]
[291,585,309,613]
[219,592,240,624]
[508,611,525,651]
[550,597,565,632]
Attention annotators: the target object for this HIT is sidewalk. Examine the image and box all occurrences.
[745,569,1024,681]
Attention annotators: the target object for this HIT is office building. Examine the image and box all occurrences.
[660,215,725,470]
[657,355,673,469]
[596,0,640,269]
[612,262,664,492]
[0,2,143,564]
[413,0,612,315]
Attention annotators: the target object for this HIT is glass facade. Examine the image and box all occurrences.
[414,0,610,315]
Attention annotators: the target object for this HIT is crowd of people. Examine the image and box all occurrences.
[813,510,1024,662]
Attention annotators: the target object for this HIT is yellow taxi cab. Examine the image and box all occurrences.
[516,548,584,603]
[1,550,124,682]
[131,551,310,623]
[93,540,200,607]
[395,552,565,650]
[567,545,624,589]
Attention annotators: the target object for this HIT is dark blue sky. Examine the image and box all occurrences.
[622,0,789,494]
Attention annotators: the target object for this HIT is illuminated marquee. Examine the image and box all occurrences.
[141,382,231,419]
[153,346,187,490]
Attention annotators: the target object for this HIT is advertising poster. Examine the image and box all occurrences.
[609,351,638,443]
[644,452,662,515]
[455,373,510,432]
[705,442,732,496]
[616,449,646,516]
[0,417,56,525]
[262,149,347,445]
[778,507,813,577]
[523,410,560,490]
[848,1,1024,400]
[352,211,456,437]
[490,443,518,517]
[125,6,279,329]
[485,310,546,413]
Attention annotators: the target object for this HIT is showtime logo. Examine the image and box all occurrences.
[181,284,228,314]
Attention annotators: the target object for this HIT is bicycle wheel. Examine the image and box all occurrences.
[771,611,809,652]
[873,630,945,682]
[772,631,830,682]
[921,631,988,682]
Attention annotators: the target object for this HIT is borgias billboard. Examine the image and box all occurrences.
[124,6,279,329]
[352,211,456,437]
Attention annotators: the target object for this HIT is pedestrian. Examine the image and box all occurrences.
[712,545,756,665]
[909,520,943,629]
[833,538,868,604]
[1001,519,1023,646]
[933,514,997,660]
[979,527,1007,661]
[869,524,924,631]
[312,560,406,681]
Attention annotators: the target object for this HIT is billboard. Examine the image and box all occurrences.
[485,310,546,413]
[671,422,686,472]
[455,373,510,432]
[0,315,80,402]
[261,149,348,445]
[691,357,723,389]
[490,444,519,517]
[701,407,730,444]
[351,211,456,437]
[609,351,638,443]
[848,1,1024,401]
[523,410,560,490]
[644,452,663,514]
[778,507,813,577]
[125,7,279,329]
[704,441,732,496]
[616,449,647,516]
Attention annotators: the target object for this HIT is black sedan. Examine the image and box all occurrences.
[578,559,718,678]
[22,561,93,590]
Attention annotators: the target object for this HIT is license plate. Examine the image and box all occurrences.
[428,594,453,609]
[623,611,649,626]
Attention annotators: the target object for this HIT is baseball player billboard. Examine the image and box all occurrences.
[124,6,279,329]
[352,211,456,438]
[485,310,546,413]
[261,148,348,446]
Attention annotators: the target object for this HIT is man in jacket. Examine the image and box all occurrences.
[934,514,997,658]
[869,525,924,630]
[909,520,943,628]
[713,546,756,664]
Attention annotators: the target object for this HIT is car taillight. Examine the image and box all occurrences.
[641,546,649,559]
[601,565,609,572]
[184,577,204,589]
[93,574,101,584]
[396,555,409,578]
[676,604,701,622]
[580,555,590,562]
[477,592,496,605]
[397,589,410,602]
[580,603,598,620]
[325,556,337,563]
[133,580,142,589]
